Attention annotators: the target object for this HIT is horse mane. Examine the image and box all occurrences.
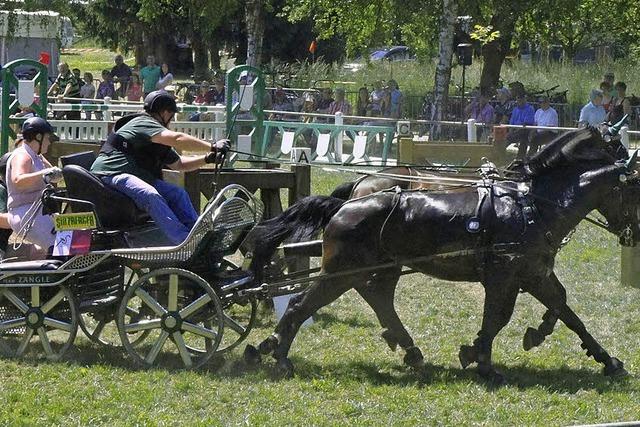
[526,127,607,175]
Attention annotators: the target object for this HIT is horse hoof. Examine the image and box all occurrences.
[604,358,628,378]
[243,344,262,366]
[403,346,424,368]
[488,371,507,386]
[381,329,398,351]
[258,335,278,355]
[478,365,507,386]
[523,327,545,351]
[275,358,295,379]
[458,345,477,369]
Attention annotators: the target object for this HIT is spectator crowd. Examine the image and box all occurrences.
[461,70,634,159]
[46,54,174,120]
[41,54,635,161]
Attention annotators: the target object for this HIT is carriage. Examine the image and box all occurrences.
[0,155,283,369]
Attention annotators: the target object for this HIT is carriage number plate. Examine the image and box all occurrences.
[54,212,97,231]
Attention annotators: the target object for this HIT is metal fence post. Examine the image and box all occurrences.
[467,118,477,142]
[334,112,344,162]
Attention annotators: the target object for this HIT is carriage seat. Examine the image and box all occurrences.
[62,165,150,229]
[0,259,62,271]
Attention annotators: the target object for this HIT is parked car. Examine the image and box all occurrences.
[369,46,415,62]
[343,46,415,72]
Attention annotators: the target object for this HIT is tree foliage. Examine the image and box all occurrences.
[282,0,441,59]
[518,0,640,58]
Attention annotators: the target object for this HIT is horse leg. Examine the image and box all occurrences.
[459,281,520,385]
[523,309,560,351]
[355,270,424,368]
[249,274,357,378]
[526,273,627,377]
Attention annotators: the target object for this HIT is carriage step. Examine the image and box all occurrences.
[0,260,62,271]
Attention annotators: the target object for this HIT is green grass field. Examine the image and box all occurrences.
[0,167,639,426]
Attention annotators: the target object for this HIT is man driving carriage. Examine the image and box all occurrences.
[90,90,230,245]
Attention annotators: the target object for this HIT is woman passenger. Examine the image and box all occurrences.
[6,118,63,252]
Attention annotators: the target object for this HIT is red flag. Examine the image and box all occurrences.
[39,51,51,65]
[308,40,317,54]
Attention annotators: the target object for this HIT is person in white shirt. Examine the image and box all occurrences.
[527,96,559,157]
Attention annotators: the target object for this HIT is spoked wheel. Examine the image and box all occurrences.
[0,285,78,361]
[79,268,148,348]
[117,268,224,369]
[217,298,257,353]
[209,259,258,354]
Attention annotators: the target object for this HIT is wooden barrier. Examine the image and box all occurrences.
[620,246,640,288]
[163,163,311,218]
[398,137,510,166]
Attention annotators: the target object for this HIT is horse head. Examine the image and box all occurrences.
[525,123,628,176]
[591,151,640,247]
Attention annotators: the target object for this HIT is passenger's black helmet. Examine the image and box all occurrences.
[21,117,57,141]
[144,90,178,114]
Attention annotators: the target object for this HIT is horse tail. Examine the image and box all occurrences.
[246,196,344,283]
[329,181,356,200]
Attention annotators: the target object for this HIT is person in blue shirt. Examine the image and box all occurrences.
[578,89,607,128]
[507,95,536,159]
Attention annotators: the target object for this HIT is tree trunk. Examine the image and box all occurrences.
[479,13,517,94]
[245,0,265,67]
[430,0,458,139]
[191,37,210,82]
[209,39,221,70]
[133,23,145,67]
[141,29,155,66]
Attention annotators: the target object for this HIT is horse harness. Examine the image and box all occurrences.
[379,178,553,280]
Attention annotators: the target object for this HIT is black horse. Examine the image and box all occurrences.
[245,126,640,384]
[329,127,633,353]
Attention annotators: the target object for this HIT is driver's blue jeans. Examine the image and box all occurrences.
[100,174,198,245]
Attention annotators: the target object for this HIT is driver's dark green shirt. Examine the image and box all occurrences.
[90,115,180,183]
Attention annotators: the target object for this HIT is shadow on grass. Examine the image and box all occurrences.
[213,355,632,393]
[312,311,377,328]
[9,340,630,394]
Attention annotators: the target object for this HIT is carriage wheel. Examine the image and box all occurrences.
[217,298,257,353]
[0,285,78,361]
[79,268,149,348]
[212,259,258,353]
[117,268,224,369]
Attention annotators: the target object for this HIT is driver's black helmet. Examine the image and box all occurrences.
[144,90,178,114]
[21,117,58,141]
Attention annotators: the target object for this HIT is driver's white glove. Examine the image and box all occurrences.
[42,167,63,184]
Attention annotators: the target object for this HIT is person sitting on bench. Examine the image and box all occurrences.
[90,90,229,245]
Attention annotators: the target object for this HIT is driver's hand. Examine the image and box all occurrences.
[42,167,63,184]
[212,139,230,154]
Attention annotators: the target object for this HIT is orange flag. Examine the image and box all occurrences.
[309,40,317,54]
